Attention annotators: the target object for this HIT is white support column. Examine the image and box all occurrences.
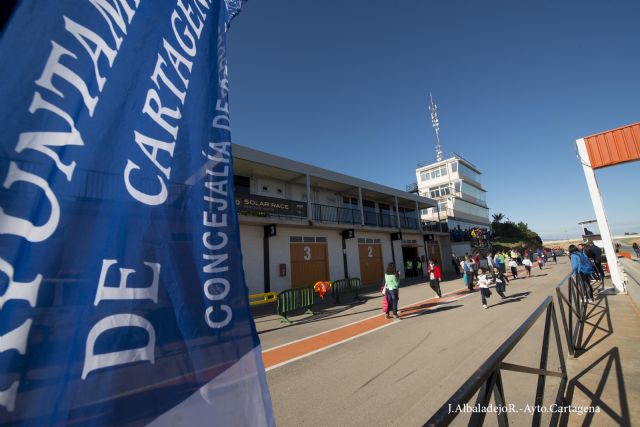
[576,138,626,293]
[358,187,364,225]
[306,174,312,222]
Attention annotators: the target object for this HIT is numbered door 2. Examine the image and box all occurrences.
[290,243,329,289]
[358,244,384,285]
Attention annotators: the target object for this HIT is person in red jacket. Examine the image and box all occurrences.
[427,258,442,298]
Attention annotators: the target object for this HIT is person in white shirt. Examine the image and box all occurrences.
[477,268,492,309]
[508,259,518,279]
[522,258,533,278]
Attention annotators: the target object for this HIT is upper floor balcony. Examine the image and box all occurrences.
[236,191,446,233]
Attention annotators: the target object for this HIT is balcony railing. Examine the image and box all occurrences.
[311,204,361,225]
[405,182,419,193]
[311,204,435,231]
[238,200,447,233]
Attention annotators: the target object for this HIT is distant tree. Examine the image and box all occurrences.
[492,213,505,224]
[492,215,543,247]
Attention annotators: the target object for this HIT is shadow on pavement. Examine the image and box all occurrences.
[355,330,434,392]
[560,347,631,427]
[575,295,613,357]
[490,291,531,307]
[256,303,382,334]
[401,304,463,319]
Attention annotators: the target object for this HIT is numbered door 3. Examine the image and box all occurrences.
[358,244,383,285]
[290,243,329,289]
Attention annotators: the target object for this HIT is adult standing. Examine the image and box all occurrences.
[633,242,640,258]
[462,255,474,292]
[569,245,594,303]
[384,263,401,320]
[452,253,461,277]
[486,252,494,277]
[583,243,605,284]
[405,259,413,278]
[472,253,480,279]
[493,251,503,276]
[427,258,443,298]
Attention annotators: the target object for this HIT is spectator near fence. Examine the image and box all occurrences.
[569,244,594,303]
[581,243,605,285]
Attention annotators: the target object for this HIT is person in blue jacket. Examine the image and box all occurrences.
[569,244,594,303]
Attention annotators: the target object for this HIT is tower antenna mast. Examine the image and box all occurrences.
[429,93,443,162]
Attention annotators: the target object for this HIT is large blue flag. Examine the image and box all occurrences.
[0,1,274,425]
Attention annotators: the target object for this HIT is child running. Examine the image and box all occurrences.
[537,255,544,270]
[522,257,533,278]
[493,266,509,299]
[477,267,492,309]
[508,258,518,280]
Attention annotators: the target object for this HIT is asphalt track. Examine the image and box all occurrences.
[259,258,572,426]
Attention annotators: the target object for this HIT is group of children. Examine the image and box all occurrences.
[382,248,558,317]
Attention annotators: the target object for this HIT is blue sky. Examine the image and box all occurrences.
[226,0,640,240]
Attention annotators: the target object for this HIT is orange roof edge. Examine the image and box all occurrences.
[582,121,640,140]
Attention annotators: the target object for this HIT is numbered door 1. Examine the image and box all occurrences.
[290,243,329,289]
[359,244,384,285]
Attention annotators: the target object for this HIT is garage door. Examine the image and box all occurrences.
[290,243,329,289]
[359,243,384,285]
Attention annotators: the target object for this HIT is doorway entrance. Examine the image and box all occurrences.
[402,246,418,277]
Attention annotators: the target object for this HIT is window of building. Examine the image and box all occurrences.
[458,162,481,183]
[343,196,358,206]
[460,182,486,203]
[290,236,327,243]
[234,175,250,194]
[450,161,458,173]
[453,199,489,219]
[419,165,448,182]
[429,183,452,198]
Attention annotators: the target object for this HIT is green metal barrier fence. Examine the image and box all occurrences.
[331,278,361,304]
[277,286,315,323]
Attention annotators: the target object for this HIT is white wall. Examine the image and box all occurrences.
[451,241,472,258]
[345,236,360,278]
[254,177,286,199]
[239,225,264,295]
[264,230,290,294]
[288,183,307,202]
[252,175,342,207]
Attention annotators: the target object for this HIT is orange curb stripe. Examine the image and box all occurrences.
[261,287,472,369]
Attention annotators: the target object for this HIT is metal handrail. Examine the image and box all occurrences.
[555,273,583,356]
[426,296,568,427]
[555,272,604,356]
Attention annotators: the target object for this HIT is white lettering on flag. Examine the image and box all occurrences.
[94,259,161,305]
[82,314,156,379]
